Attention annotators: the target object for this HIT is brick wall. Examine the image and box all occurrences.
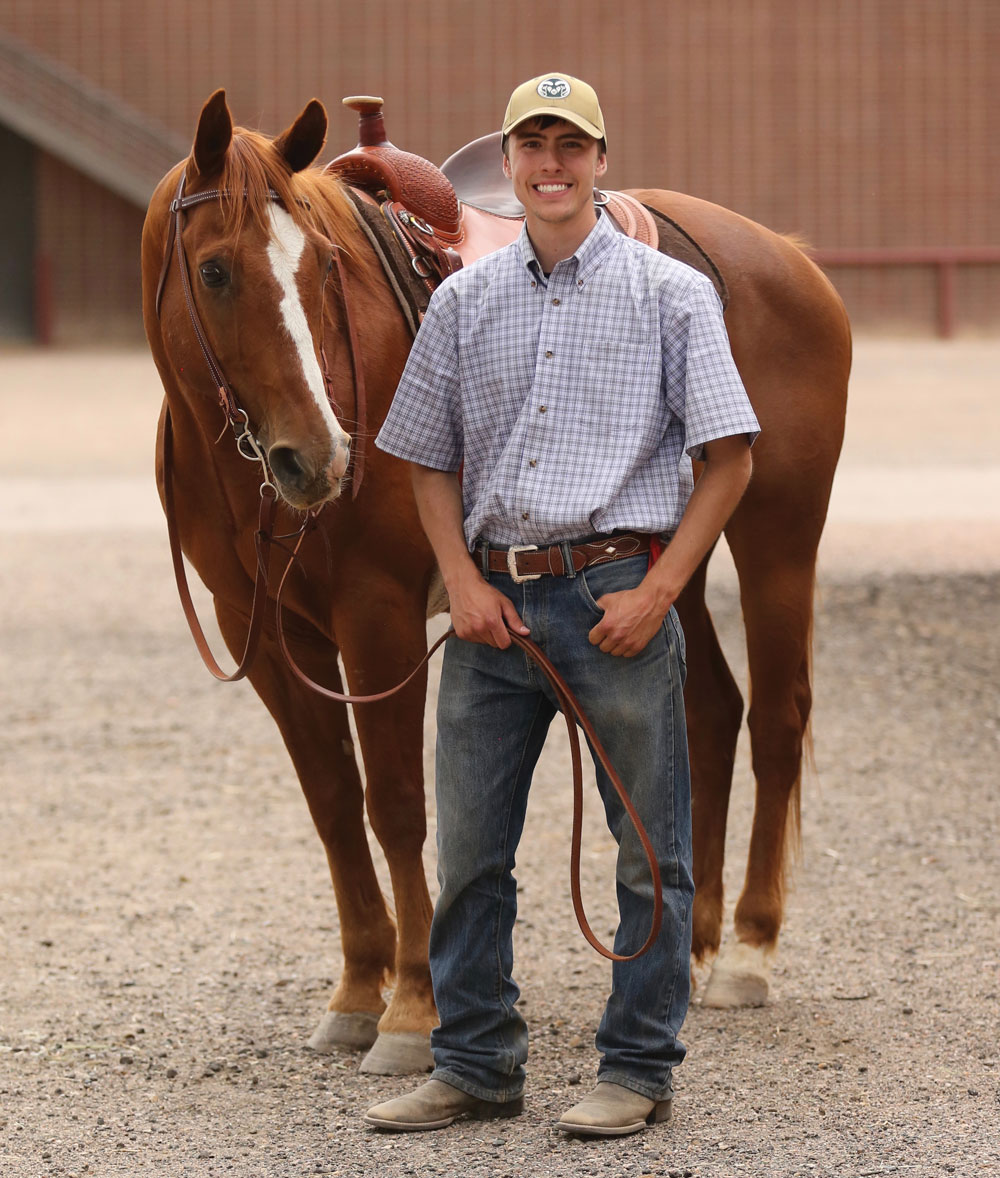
[2,0,997,339]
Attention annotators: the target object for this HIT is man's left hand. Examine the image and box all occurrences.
[587,587,669,658]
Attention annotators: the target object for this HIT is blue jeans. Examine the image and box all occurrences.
[428,551,693,1104]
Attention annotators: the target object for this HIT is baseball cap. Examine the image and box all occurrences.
[502,73,606,144]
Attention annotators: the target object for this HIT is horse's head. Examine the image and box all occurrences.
[145,90,356,510]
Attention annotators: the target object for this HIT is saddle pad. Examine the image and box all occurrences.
[345,188,427,336]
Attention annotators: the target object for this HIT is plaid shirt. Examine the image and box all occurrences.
[375,210,759,548]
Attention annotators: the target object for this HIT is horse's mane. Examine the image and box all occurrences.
[204,127,379,287]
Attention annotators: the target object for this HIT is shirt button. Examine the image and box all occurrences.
[578,279,583,286]
[544,350,553,358]
[538,406,547,413]
[552,298,560,306]
[529,459,537,467]
[522,511,530,520]
[531,281,537,288]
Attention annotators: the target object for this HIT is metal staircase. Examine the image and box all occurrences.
[0,31,188,206]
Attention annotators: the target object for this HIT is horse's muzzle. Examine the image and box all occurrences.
[267,436,350,509]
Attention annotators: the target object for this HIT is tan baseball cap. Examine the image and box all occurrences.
[502,73,606,144]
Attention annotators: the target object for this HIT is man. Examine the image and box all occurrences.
[365,72,759,1136]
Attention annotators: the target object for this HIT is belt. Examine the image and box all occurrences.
[478,534,653,584]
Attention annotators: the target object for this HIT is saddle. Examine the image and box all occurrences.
[326,97,727,335]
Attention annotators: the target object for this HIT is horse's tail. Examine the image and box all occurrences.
[786,583,817,875]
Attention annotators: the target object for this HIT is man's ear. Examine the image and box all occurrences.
[502,153,512,179]
[595,152,608,180]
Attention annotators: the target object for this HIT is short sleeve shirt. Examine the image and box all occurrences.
[375,210,760,548]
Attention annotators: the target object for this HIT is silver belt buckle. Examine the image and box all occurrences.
[507,544,541,584]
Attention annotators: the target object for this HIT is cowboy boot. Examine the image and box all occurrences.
[364,1078,524,1132]
[556,1080,672,1136]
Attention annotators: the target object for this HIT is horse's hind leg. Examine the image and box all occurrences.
[701,529,817,1008]
[214,602,400,1058]
[675,552,745,968]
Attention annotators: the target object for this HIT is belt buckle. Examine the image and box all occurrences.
[506,544,541,584]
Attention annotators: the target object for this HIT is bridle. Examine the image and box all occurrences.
[153,166,663,962]
[155,168,369,499]
[153,167,368,682]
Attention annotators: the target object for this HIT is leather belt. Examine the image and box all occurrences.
[478,533,653,584]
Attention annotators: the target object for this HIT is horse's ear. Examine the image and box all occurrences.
[191,89,233,179]
[274,99,328,174]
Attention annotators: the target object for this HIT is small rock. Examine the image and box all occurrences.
[165,1068,178,1079]
[568,1072,582,1085]
[119,1053,133,1065]
[902,1005,914,1014]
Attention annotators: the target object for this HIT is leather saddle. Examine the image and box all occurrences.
[326,97,727,335]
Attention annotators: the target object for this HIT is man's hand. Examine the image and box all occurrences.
[587,584,670,658]
[449,569,530,649]
[588,434,753,657]
[409,464,529,649]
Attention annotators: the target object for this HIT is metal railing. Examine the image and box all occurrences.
[810,247,1000,338]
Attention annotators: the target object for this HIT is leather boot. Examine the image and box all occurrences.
[364,1078,524,1132]
[556,1080,672,1136]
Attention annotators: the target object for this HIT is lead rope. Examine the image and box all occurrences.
[270,532,664,963]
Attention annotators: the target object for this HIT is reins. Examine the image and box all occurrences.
[270,531,663,964]
[154,168,664,962]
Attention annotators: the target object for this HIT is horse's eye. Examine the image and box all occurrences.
[199,261,229,288]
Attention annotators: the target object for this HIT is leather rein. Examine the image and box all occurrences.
[154,171,663,962]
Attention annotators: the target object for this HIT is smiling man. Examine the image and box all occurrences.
[367,72,760,1136]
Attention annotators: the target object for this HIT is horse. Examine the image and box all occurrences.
[140,91,850,1074]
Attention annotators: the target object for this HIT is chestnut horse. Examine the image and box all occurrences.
[141,92,849,1073]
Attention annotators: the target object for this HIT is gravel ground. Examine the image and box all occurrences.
[1,343,999,1177]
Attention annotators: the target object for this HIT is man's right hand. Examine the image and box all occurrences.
[448,568,530,649]
[408,465,530,648]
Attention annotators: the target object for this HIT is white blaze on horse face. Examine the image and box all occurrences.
[265,205,349,451]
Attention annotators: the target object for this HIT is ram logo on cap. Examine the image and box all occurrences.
[537,77,571,99]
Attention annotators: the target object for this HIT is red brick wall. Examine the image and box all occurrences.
[2,0,997,339]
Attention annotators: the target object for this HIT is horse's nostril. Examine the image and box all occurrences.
[268,445,310,490]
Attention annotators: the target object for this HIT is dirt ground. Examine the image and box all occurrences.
[1,340,998,1178]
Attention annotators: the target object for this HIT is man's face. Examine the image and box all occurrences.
[503,119,608,228]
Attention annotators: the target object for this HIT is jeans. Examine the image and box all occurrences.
[428,551,693,1104]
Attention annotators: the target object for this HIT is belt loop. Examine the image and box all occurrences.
[560,540,576,579]
[479,539,491,581]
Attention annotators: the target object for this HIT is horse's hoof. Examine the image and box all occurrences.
[307,1010,381,1053]
[701,942,772,1008]
[359,1031,434,1075]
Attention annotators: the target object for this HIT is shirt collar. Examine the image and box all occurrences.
[516,208,619,282]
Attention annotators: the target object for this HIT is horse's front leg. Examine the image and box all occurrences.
[336,593,437,1076]
[214,600,400,1058]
